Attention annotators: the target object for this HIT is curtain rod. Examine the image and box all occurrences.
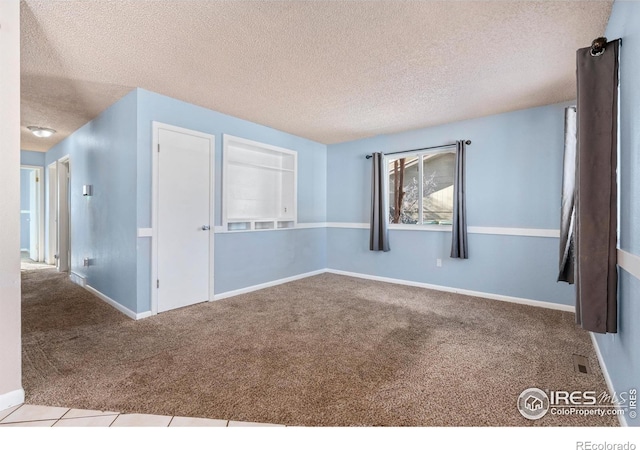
[365,140,471,159]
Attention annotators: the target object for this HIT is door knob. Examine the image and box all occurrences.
[201,225,210,231]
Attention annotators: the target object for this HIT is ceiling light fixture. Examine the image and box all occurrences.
[27,126,56,138]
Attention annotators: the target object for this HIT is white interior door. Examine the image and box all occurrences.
[57,159,70,272]
[28,170,38,260]
[156,127,213,313]
[47,162,58,265]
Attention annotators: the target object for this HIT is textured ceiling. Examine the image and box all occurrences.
[21,0,612,151]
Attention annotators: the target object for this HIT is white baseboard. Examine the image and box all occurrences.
[69,271,86,287]
[71,265,575,320]
[325,268,575,313]
[68,275,150,321]
[213,267,574,313]
[213,269,326,301]
[84,285,138,320]
[0,388,24,412]
[589,333,628,427]
[136,311,153,320]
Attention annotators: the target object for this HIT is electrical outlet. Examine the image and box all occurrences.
[436,258,442,267]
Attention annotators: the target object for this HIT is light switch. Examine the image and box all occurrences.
[83,185,93,196]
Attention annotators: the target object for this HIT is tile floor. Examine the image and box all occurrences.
[0,404,285,427]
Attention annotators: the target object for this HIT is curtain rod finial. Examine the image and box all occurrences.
[366,154,373,159]
[465,140,471,145]
[591,37,607,56]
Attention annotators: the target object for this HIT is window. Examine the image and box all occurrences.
[223,135,297,231]
[388,149,455,225]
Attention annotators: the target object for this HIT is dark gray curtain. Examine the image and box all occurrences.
[370,152,390,252]
[575,39,619,334]
[558,106,577,283]
[450,140,468,259]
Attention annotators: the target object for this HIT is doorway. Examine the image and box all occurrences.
[20,165,44,263]
[152,122,214,314]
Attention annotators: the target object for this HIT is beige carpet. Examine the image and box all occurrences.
[20,251,53,271]
[21,269,617,426]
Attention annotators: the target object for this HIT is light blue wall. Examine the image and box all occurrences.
[613,3,640,258]
[328,229,572,305]
[326,101,575,304]
[594,0,640,427]
[41,88,327,314]
[328,102,571,227]
[20,169,31,250]
[215,228,326,293]
[44,89,139,312]
[135,89,327,311]
[135,89,327,227]
[20,150,45,166]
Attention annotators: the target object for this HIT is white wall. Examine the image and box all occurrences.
[0,0,25,410]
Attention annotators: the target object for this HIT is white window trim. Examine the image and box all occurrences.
[385,147,456,227]
[388,223,453,231]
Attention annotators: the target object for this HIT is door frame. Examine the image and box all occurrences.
[151,121,215,315]
[47,161,57,265]
[20,165,45,262]
[57,156,71,272]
